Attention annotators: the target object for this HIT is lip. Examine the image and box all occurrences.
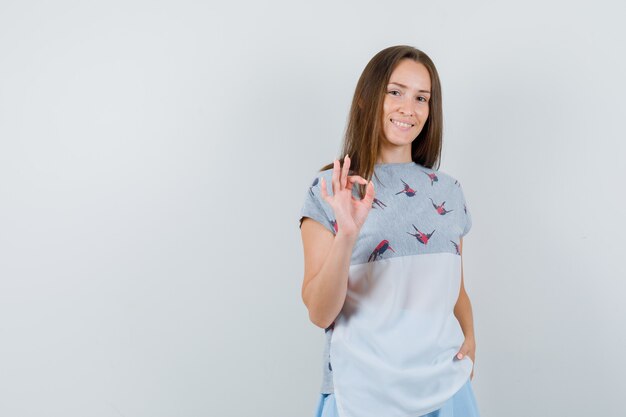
[390,118,415,130]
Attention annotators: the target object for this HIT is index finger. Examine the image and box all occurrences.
[341,154,350,190]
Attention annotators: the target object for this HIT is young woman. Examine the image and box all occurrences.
[299,45,480,417]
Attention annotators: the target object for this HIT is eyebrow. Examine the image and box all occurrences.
[388,82,431,94]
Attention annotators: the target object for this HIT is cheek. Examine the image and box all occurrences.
[382,107,393,123]
[382,102,392,118]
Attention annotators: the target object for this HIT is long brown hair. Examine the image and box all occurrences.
[320,45,444,198]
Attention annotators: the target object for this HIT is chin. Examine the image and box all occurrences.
[385,134,419,146]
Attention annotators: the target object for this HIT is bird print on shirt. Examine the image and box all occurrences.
[429,198,454,215]
[423,170,438,186]
[368,240,396,262]
[407,225,435,245]
[372,197,387,209]
[395,179,417,197]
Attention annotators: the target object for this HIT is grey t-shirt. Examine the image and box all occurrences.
[298,161,472,402]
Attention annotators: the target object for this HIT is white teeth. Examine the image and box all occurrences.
[392,119,413,128]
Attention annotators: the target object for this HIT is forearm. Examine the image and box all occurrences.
[453,291,475,340]
[303,230,358,329]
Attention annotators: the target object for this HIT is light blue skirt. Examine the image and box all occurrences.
[313,377,480,417]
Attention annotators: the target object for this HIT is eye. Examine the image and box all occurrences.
[387,90,401,96]
[417,96,428,102]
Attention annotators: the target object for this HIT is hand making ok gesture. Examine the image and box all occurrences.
[320,154,376,237]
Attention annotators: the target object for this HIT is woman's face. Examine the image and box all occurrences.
[381,59,431,149]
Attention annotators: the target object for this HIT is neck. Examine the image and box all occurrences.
[376,146,412,164]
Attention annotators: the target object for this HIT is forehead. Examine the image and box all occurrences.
[389,59,431,90]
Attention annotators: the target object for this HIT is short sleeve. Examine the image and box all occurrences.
[298,174,337,235]
[454,180,472,238]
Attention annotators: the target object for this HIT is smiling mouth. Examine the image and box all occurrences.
[390,118,415,128]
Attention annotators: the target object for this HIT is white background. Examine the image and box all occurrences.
[1,1,625,416]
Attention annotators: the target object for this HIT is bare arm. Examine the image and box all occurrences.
[300,219,358,329]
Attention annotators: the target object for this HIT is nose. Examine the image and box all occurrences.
[398,96,415,116]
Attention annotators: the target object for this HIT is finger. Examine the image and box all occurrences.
[340,154,350,190]
[331,159,340,194]
[347,175,368,185]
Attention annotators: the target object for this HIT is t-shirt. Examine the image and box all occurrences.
[298,160,474,417]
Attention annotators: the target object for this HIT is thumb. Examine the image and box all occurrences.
[455,344,467,359]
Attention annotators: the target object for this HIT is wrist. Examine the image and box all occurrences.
[335,229,359,242]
